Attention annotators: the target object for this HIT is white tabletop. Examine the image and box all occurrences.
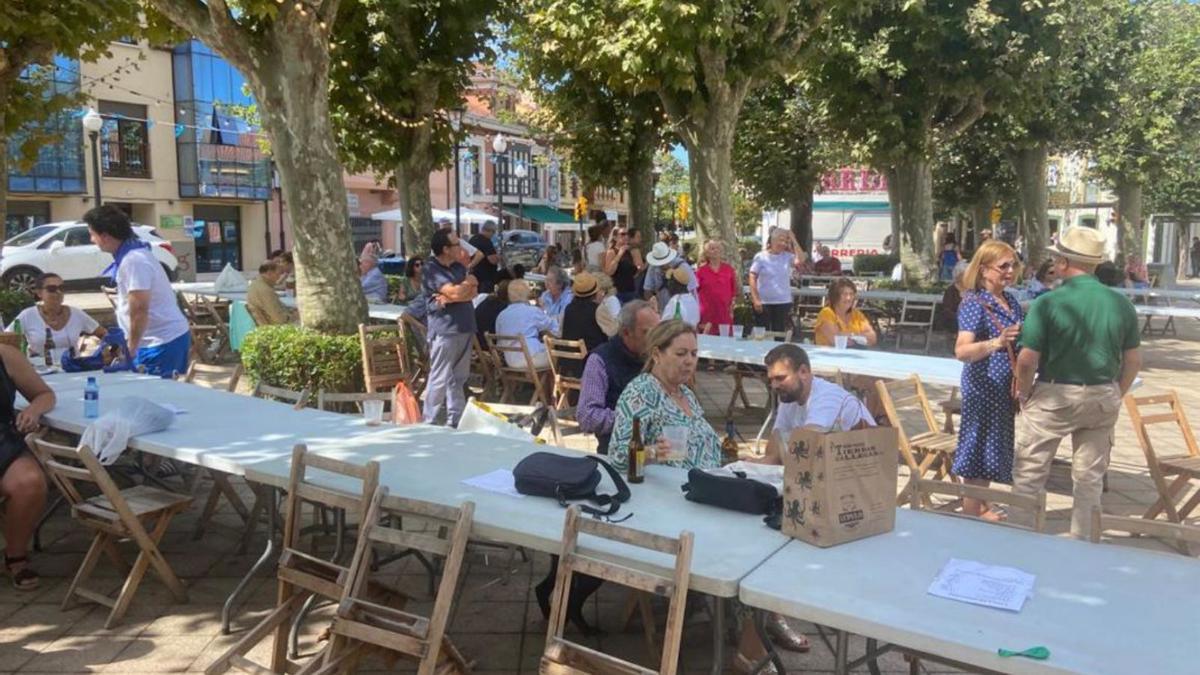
[1132,304,1200,319]
[242,426,790,597]
[739,509,1199,675]
[696,335,963,387]
[789,286,943,304]
[1115,287,1200,303]
[173,282,407,322]
[29,372,789,597]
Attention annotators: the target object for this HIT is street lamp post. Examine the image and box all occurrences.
[514,161,528,228]
[651,162,663,233]
[81,108,104,207]
[492,134,508,229]
[449,107,466,233]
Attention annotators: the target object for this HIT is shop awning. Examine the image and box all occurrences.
[501,204,577,225]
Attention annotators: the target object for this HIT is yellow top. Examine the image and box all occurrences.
[813,306,871,346]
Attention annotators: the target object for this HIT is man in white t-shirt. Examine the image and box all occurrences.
[85,205,191,377]
[763,343,874,463]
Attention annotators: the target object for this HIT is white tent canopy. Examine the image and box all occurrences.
[370,207,497,225]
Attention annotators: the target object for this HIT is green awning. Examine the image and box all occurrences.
[501,204,578,225]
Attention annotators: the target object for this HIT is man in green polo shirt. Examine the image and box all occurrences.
[1012,227,1142,537]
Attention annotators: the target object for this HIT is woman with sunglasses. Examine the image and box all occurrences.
[6,274,107,359]
[394,258,423,303]
[603,226,643,304]
[953,240,1023,520]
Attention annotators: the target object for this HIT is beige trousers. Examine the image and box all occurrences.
[1012,382,1121,537]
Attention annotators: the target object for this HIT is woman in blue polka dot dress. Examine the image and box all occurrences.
[953,240,1024,520]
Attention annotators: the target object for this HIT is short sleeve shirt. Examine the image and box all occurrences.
[117,247,190,348]
[774,376,875,433]
[8,306,99,356]
[750,251,794,305]
[1019,274,1139,384]
[469,233,498,290]
[423,255,475,335]
[812,307,872,346]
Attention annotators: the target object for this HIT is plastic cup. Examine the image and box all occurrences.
[660,425,689,463]
[732,324,744,340]
[834,334,849,349]
[752,326,767,340]
[719,324,732,337]
[363,399,385,426]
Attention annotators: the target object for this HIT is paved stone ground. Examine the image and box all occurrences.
[2,288,1197,673]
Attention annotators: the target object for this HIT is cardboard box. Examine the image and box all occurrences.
[778,427,899,547]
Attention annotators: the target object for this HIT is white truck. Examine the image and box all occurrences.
[762,193,892,271]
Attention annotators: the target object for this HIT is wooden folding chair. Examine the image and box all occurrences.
[27,433,192,628]
[310,488,475,675]
[891,298,937,353]
[317,390,393,421]
[907,478,1047,532]
[543,336,588,419]
[875,375,957,505]
[470,334,501,400]
[252,382,312,410]
[359,322,409,393]
[401,314,430,393]
[486,333,552,406]
[1089,507,1200,555]
[182,362,244,392]
[725,330,791,416]
[541,506,694,675]
[1124,391,1200,524]
[940,387,961,434]
[205,445,380,675]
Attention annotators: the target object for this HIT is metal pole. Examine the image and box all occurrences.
[518,176,524,226]
[496,152,504,230]
[89,131,102,206]
[454,143,462,233]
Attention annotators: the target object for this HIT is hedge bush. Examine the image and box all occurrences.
[853,254,899,276]
[0,289,35,326]
[240,324,363,393]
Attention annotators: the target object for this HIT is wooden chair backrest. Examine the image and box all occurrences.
[280,445,380,596]
[907,478,1047,532]
[316,390,392,415]
[27,434,156,544]
[336,487,474,666]
[544,506,694,675]
[875,374,939,439]
[486,333,541,374]
[543,336,588,387]
[358,322,408,393]
[252,382,311,410]
[401,314,429,360]
[1089,507,1200,549]
[1124,391,1200,464]
[181,362,243,392]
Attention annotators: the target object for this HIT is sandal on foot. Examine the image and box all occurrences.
[4,555,39,591]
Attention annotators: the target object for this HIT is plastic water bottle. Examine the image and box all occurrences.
[84,377,100,419]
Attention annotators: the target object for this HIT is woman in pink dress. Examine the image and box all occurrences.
[695,241,738,334]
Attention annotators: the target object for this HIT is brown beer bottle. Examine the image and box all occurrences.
[721,419,739,465]
[628,417,645,484]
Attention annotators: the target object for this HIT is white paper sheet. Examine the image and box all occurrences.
[461,469,524,498]
[927,558,1036,612]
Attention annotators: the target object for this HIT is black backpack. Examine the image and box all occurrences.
[513,452,631,517]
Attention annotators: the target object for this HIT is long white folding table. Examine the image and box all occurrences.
[28,372,788,673]
[697,334,962,387]
[173,281,408,322]
[740,509,1198,675]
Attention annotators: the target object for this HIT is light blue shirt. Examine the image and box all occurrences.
[495,302,558,365]
[539,289,573,319]
[361,266,389,303]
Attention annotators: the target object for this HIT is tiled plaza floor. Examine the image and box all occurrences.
[1,298,1197,673]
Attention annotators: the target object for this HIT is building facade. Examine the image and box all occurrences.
[6,38,274,277]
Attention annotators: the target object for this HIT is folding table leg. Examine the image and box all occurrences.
[709,596,725,675]
[752,609,787,674]
[222,486,279,634]
[834,629,850,675]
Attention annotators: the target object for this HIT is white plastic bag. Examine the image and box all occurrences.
[81,396,176,465]
[456,399,536,442]
[213,263,249,292]
[715,461,784,495]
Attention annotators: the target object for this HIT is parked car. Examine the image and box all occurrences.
[1,221,180,293]
[497,229,547,270]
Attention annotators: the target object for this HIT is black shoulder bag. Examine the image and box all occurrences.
[681,468,782,515]
[513,452,632,518]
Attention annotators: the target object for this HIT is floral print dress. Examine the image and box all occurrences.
[609,373,723,472]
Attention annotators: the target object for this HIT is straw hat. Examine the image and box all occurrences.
[1046,226,1106,264]
[572,272,599,298]
[646,242,679,267]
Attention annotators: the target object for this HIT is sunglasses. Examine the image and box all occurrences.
[40,285,65,293]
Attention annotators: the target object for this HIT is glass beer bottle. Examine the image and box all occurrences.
[628,417,646,484]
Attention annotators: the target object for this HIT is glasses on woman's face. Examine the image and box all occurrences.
[992,262,1016,272]
[40,284,64,294]
[617,231,628,238]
